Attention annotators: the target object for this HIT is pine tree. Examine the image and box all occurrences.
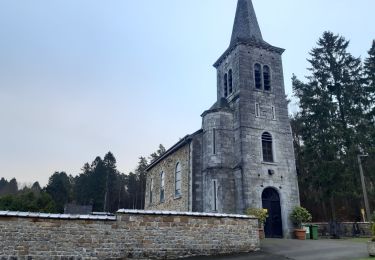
[364,40,375,102]
[149,144,166,162]
[135,157,149,209]
[292,32,371,220]
[364,40,375,142]
[45,172,72,213]
[103,152,119,212]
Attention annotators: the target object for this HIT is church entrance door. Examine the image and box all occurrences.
[262,187,283,238]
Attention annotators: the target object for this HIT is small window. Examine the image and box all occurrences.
[262,132,274,162]
[149,178,153,204]
[263,65,271,91]
[255,103,260,117]
[254,64,262,89]
[213,128,216,154]
[228,69,233,94]
[271,106,276,120]
[224,73,228,97]
[212,180,218,212]
[175,163,182,197]
[160,171,165,203]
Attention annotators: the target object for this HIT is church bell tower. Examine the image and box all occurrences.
[202,0,300,238]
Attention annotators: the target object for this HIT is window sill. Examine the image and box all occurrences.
[254,88,273,94]
[174,195,182,200]
[262,161,277,166]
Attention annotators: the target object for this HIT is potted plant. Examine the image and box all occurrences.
[290,206,312,240]
[246,208,268,239]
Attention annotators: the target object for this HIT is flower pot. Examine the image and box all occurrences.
[294,229,306,240]
[367,241,375,256]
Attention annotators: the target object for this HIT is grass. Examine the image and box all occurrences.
[345,238,371,243]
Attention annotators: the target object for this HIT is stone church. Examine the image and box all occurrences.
[145,0,300,238]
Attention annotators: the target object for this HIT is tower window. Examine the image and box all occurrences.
[212,179,218,212]
[160,171,165,203]
[228,69,233,94]
[271,106,276,120]
[149,178,153,204]
[213,128,216,154]
[254,64,262,89]
[175,162,182,197]
[224,73,228,97]
[263,65,271,91]
[262,132,274,162]
[255,103,260,117]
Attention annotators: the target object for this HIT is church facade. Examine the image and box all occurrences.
[145,0,300,238]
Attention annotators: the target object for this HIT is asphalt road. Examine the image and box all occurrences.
[180,238,368,260]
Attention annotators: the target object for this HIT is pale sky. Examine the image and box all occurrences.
[0,0,374,186]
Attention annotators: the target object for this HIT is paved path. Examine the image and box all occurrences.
[181,239,368,260]
[261,238,368,260]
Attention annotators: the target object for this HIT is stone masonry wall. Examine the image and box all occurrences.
[313,222,372,238]
[0,210,259,260]
[145,144,190,212]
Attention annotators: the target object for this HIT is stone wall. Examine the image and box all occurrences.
[0,210,259,260]
[313,222,372,238]
[145,144,190,211]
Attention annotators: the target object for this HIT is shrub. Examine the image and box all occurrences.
[290,206,312,228]
[246,208,268,227]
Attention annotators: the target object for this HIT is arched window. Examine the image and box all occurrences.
[228,69,233,94]
[160,171,165,203]
[263,65,271,91]
[262,132,274,162]
[224,73,228,97]
[254,64,262,89]
[175,163,182,197]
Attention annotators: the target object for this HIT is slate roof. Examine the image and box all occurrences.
[214,0,284,67]
[200,98,232,117]
[145,129,203,172]
[64,203,93,215]
[230,0,263,46]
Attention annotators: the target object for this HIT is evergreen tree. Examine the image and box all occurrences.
[149,144,166,162]
[364,40,375,103]
[103,152,120,212]
[6,178,18,195]
[125,172,139,209]
[89,157,107,211]
[135,157,149,209]
[364,40,375,143]
[292,32,372,220]
[0,178,8,195]
[0,185,57,213]
[45,172,72,213]
[31,182,41,193]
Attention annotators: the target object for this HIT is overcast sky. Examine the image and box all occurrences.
[0,0,374,186]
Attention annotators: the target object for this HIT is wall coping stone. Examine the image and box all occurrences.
[311,222,371,224]
[117,209,256,219]
[0,210,116,221]
[0,209,255,221]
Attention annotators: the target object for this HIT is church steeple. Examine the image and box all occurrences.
[230,0,263,46]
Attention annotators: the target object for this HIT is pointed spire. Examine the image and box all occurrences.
[230,0,263,46]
